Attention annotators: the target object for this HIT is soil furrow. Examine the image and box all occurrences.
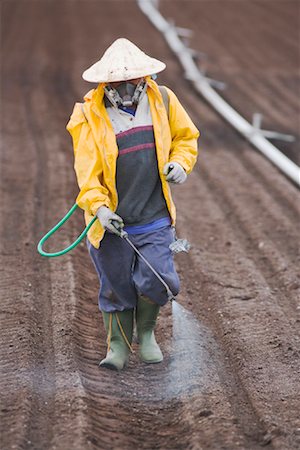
[1,1,299,449]
[227,74,299,130]
[72,244,268,450]
[172,170,300,448]
[191,148,300,325]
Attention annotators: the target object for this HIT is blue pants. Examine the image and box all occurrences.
[87,226,180,312]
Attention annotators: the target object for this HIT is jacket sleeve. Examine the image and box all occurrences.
[66,103,110,216]
[166,88,200,174]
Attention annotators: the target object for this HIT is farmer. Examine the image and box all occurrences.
[66,38,199,371]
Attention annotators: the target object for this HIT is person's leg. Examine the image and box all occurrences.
[132,226,180,363]
[87,233,137,312]
[132,226,180,305]
[100,309,134,370]
[86,233,137,370]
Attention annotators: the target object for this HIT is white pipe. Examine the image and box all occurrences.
[137,0,300,187]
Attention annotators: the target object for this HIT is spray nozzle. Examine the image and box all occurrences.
[169,238,191,254]
[168,293,176,302]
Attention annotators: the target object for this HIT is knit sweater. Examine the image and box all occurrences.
[105,93,169,227]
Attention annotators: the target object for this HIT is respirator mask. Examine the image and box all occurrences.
[104,79,147,108]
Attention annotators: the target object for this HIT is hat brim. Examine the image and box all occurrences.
[82,60,166,83]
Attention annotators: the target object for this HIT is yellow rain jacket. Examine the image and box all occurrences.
[66,77,199,249]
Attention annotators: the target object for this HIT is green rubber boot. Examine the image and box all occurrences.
[136,295,163,364]
[99,309,134,371]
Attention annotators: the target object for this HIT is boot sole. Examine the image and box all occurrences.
[99,361,120,371]
[99,359,129,371]
[140,356,163,364]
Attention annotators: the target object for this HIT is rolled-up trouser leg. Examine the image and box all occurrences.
[86,233,138,312]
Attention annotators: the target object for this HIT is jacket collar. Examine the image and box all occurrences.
[84,83,106,118]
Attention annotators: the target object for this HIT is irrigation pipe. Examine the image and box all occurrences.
[137,0,300,187]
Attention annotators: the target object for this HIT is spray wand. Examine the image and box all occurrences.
[111,220,176,302]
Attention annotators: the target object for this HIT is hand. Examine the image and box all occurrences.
[163,162,187,184]
[96,206,124,235]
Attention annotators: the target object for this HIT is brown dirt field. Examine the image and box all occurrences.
[1,1,299,449]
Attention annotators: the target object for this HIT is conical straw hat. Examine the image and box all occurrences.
[82,38,166,83]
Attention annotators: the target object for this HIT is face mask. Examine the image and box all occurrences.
[115,82,136,106]
[104,79,147,108]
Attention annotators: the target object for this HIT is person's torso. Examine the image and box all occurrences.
[105,92,169,226]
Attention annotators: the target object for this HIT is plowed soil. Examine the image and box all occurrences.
[1,1,299,450]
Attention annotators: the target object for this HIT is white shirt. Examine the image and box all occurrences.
[105,92,153,135]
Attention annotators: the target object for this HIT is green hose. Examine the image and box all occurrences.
[37,203,97,257]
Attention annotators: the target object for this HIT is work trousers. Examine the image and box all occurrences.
[87,225,180,313]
